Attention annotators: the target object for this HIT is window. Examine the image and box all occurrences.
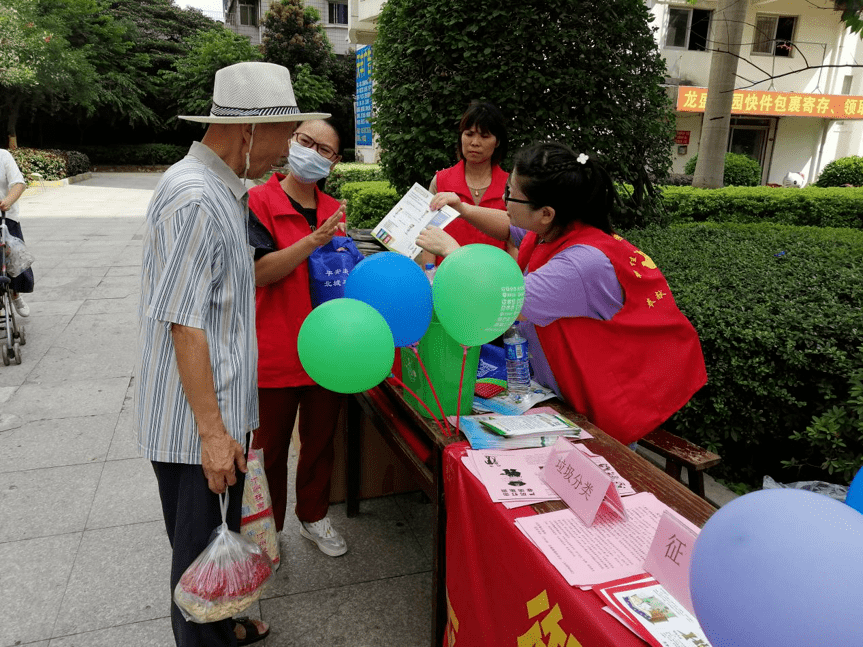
[842,75,853,95]
[328,2,348,25]
[752,15,796,57]
[238,0,257,26]
[665,7,711,51]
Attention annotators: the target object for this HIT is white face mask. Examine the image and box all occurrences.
[287,140,334,184]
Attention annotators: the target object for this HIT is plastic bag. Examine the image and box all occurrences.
[762,475,849,502]
[307,235,364,307]
[173,491,274,623]
[1,224,35,278]
[240,448,280,569]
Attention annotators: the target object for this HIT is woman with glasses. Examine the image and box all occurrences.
[246,119,350,558]
[422,101,511,266]
[417,141,706,446]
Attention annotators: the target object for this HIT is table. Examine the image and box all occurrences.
[346,379,716,646]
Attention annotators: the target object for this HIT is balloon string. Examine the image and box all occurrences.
[410,345,451,436]
[455,345,469,439]
[387,374,448,436]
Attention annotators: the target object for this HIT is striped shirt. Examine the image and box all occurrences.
[135,142,259,464]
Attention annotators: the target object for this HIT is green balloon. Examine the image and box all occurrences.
[433,244,526,346]
[298,298,395,394]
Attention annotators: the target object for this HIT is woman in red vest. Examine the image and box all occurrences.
[247,119,349,557]
[422,101,511,266]
[418,142,707,445]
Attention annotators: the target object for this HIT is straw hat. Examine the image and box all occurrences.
[178,61,330,124]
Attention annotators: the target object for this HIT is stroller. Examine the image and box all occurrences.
[0,211,26,365]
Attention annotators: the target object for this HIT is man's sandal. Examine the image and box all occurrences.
[234,616,270,646]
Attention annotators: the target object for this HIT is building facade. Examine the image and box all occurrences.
[651,0,863,184]
[224,0,352,55]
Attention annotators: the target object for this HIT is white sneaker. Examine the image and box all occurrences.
[11,295,29,317]
[299,517,347,557]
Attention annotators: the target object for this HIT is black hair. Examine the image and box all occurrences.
[456,101,508,166]
[512,142,616,235]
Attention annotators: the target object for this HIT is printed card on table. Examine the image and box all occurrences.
[642,510,700,614]
[542,436,626,525]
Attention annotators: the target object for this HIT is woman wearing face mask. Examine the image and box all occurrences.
[246,119,350,557]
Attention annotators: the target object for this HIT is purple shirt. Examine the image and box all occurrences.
[509,225,623,397]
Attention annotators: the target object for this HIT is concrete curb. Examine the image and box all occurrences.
[22,171,93,196]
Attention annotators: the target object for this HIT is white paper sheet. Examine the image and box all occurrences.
[467,447,559,503]
[370,183,459,258]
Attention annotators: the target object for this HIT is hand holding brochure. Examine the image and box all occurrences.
[479,412,580,437]
[371,183,460,259]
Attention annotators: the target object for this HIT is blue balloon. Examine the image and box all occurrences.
[846,465,863,513]
[344,252,432,347]
[690,488,863,647]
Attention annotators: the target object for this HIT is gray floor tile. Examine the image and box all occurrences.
[260,572,432,647]
[52,521,171,638]
[89,275,140,300]
[77,293,141,315]
[86,458,162,529]
[107,382,138,461]
[0,414,116,473]
[0,464,102,542]
[392,491,434,561]
[0,533,81,647]
[48,617,174,647]
[263,498,430,598]
[4,377,130,422]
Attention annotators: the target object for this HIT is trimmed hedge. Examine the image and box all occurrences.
[623,222,863,487]
[10,148,91,181]
[79,144,187,166]
[815,155,863,187]
[340,180,399,229]
[324,163,386,199]
[683,152,762,187]
[659,185,863,229]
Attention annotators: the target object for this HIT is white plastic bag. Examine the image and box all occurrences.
[762,475,849,502]
[1,224,34,278]
[173,491,274,623]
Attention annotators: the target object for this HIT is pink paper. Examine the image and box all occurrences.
[543,437,625,525]
[642,510,700,614]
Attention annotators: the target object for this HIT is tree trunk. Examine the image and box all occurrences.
[6,96,22,150]
[692,0,749,188]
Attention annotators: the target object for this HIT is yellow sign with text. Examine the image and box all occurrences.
[676,85,863,119]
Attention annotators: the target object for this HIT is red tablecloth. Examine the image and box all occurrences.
[443,441,645,646]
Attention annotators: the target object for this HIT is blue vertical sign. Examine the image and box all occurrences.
[356,45,373,148]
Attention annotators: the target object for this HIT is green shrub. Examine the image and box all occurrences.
[815,155,863,187]
[325,163,386,199]
[10,148,66,181]
[341,148,356,163]
[659,185,863,229]
[79,144,187,166]
[64,151,91,176]
[623,222,863,487]
[339,180,399,228]
[684,152,762,186]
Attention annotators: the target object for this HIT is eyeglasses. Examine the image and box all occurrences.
[504,183,533,206]
[293,132,339,161]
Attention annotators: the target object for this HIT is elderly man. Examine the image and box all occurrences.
[135,62,328,647]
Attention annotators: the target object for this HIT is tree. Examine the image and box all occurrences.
[373,0,674,225]
[159,26,261,118]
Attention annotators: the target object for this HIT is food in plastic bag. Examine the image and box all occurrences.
[241,448,280,568]
[174,491,274,623]
[1,225,34,278]
[762,475,849,502]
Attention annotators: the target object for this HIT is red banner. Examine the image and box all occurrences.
[676,85,863,119]
[443,442,644,647]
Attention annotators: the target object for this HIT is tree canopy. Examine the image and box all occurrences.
[373,0,675,224]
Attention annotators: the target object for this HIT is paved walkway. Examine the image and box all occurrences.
[1,174,433,647]
[1,173,734,647]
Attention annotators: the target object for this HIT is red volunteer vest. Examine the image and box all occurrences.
[518,222,707,444]
[249,173,345,388]
[435,160,508,264]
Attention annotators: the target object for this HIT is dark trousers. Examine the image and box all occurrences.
[151,460,245,647]
[253,385,344,532]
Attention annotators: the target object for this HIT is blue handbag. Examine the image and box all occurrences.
[307,236,365,307]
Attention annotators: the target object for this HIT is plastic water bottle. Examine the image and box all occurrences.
[503,322,530,397]
[424,262,436,285]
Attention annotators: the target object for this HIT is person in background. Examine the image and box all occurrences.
[421,101,511,266]
[135,61,329,647]
[0,149,34,317]
[417,141,707,446]
[247,118,349,557]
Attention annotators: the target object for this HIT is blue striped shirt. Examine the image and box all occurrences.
[135,142,259,464]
